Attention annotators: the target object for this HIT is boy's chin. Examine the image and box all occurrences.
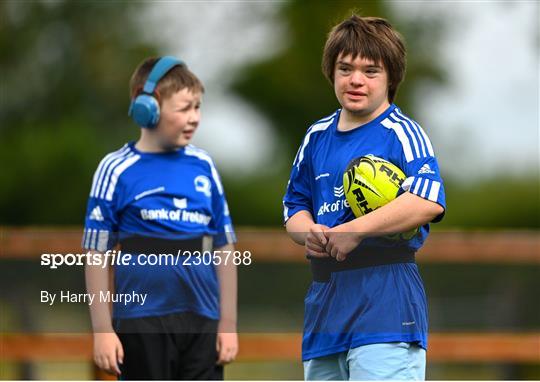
[161,139,190,152]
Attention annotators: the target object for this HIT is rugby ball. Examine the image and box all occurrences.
[343,154,417,240]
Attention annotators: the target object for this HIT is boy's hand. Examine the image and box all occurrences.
[325,222,362,262]
[216,332,238,365]
[306,224,331,258]
[93,332,124,376]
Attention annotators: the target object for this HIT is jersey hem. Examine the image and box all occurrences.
[302,333,427,361]
[113,305,219,321]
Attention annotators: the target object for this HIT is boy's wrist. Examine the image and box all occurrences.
[218,317,237,332]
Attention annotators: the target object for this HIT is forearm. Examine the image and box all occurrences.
[285,210,315,245]
[85,252,113,332]
[350,192,444,238]
[216,243,237,332]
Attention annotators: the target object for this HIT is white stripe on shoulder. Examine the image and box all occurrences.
[185,145,224,195]
[390,112,421,158]
[395,109,434,157]
[97,150,135,199]
[315,111,337,124]
[90,145,130,197]
[105,154,141,201]
[295,117,334,169]
[381,117,414,162]
[394,109,427,157]
[96,149,133,199]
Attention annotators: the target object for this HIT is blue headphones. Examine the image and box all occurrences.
[128,56,184,128]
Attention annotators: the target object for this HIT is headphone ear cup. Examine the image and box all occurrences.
[128,94,160,128]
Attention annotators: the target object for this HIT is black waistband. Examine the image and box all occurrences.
[120,236,204,255]
[309,246,416,282]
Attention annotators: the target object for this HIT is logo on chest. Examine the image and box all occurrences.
[140,197,211,225]
[194,175,211,198]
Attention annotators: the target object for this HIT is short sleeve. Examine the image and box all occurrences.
[387,109,446,223]
[283,143,313,223]
[82,155,122,252]
[209,165,236,248]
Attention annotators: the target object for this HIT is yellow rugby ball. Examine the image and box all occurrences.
[343,154,417,240]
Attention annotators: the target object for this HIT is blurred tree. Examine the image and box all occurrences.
[230,0,447,159]
[0,1,156,224]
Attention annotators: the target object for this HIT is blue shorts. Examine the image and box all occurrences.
[303,342,426,381]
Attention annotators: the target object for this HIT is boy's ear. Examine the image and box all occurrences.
[153,89,162,104]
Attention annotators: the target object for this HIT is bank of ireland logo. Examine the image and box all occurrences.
[334,185,344,198]
[194,175,211,197]
[318,185,349,216]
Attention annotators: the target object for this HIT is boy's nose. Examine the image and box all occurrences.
[350,71,365,86]
[188,109,200,124]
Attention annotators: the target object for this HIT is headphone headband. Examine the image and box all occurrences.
[128,56,184,128]
[142,56,184,94]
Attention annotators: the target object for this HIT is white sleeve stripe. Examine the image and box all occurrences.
[420,179,430,198]
[97,230,109,252]
[83,229,91,249]
[390,113,421,158]
[90,229,97,250]
[296,119,333,168]
[413,178,423,194]
[394,109,428,158]
[428,181,441,202]
[381,118,414,162]
[91,146,130,197]
[401,176,414,191]
[225,224,235,244]
[98,151,134,199]
[105,154,141,201]
[185,146,224,195]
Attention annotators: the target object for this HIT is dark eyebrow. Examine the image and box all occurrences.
[336,61,382,69]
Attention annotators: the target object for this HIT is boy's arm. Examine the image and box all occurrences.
[85,252,123,375]
[285,210,314,245]
[325,192,443,261]
[215,243,238,364]
[286,210,330,258]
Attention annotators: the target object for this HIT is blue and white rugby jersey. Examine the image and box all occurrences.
[82,142,236,320]
[283,104,446,361]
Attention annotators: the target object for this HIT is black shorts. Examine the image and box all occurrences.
[114,312,223,380]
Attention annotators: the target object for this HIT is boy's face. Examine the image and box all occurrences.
[333,53,389,118]
[155,88,201,150]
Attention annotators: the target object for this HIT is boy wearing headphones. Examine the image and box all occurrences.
[83,57,237,380]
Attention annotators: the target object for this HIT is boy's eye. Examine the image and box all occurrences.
[366,67,381,75]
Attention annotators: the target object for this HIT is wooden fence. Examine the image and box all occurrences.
[1,227,539,379]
